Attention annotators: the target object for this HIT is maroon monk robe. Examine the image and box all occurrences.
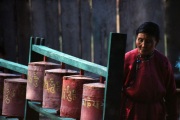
[120,48,177,120]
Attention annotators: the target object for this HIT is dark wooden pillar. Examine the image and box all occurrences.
[103,33,126,120]
[165,0,180,74]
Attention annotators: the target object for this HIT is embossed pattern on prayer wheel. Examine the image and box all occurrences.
[26,61,60,101]
[60,75,98,120]
[80,83,105,120]
[0,73,20,115]
[2,78,27,117]
[42,68,78,110]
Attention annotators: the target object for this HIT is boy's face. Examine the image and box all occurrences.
[136,33,157,56]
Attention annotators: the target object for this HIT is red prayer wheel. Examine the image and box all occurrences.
[42,68,78,110]
[0,73,20,115]
[2,78,27,118]
[60,75,98,119]
[80,83,105,120]
[26,61,60,102]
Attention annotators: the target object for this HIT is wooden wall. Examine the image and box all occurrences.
[0,0,118,67]
[0,0,180,74]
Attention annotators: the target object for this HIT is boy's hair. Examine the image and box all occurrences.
[136,22,160,42]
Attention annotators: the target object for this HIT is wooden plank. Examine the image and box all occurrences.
[28,101,75,120]
[105,0,117,65]
[60,0,80,58]
[92,0,117,66]
[0,0,17,62]
[15,0,31,65]
[45,0,60,51]
[80,0,92,62]
[165,0,180,73]
[32,45,107,77]
[31,0,47,38]
[0,58,28,74]
[103,33,126,120]
[177,89,180,120]
[92,0,104,65]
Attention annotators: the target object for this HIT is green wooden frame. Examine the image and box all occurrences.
[0,59,27,75]
[32,45,107,77]
[0,33,126,120]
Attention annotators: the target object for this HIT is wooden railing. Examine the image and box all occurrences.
[0,33,126,120]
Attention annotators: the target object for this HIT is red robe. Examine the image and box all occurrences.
[121,48,177,120]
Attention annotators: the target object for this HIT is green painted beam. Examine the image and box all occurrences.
[32,45,107,77]
[0,116,18,120]
[0,116,6,120]
[0,59,28,75]
[28,101,76,120]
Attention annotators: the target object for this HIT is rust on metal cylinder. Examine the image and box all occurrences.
[0,73,20,115]
[2,78,27,118]
[42,68,78,110]
[60,75,98,120]
[80,83,105,120]
[26,61,60,101]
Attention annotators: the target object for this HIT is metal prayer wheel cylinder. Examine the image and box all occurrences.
[0,73,20,114]
[80,83,105,120]
[42,68,78,110]
[26,61,60,101]
[2,78,27,117]
[60,75,98,119]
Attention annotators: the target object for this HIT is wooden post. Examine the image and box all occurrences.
[28,37,44,63]
[103,33,126,120]
[100,76,105,83]
[24,37,45,120]
[80,69,84,75]
[21,74,26,79]
[61,62,65,69]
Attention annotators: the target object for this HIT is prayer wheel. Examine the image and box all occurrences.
[42,68,78,110]
[26,61,60,102]
[80,83,105,120]
[0,73,20,114]
[60,75,98,119]
[2,78,27,118]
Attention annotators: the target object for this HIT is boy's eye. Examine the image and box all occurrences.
[138,38,153,44]
[138,38,143,43]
